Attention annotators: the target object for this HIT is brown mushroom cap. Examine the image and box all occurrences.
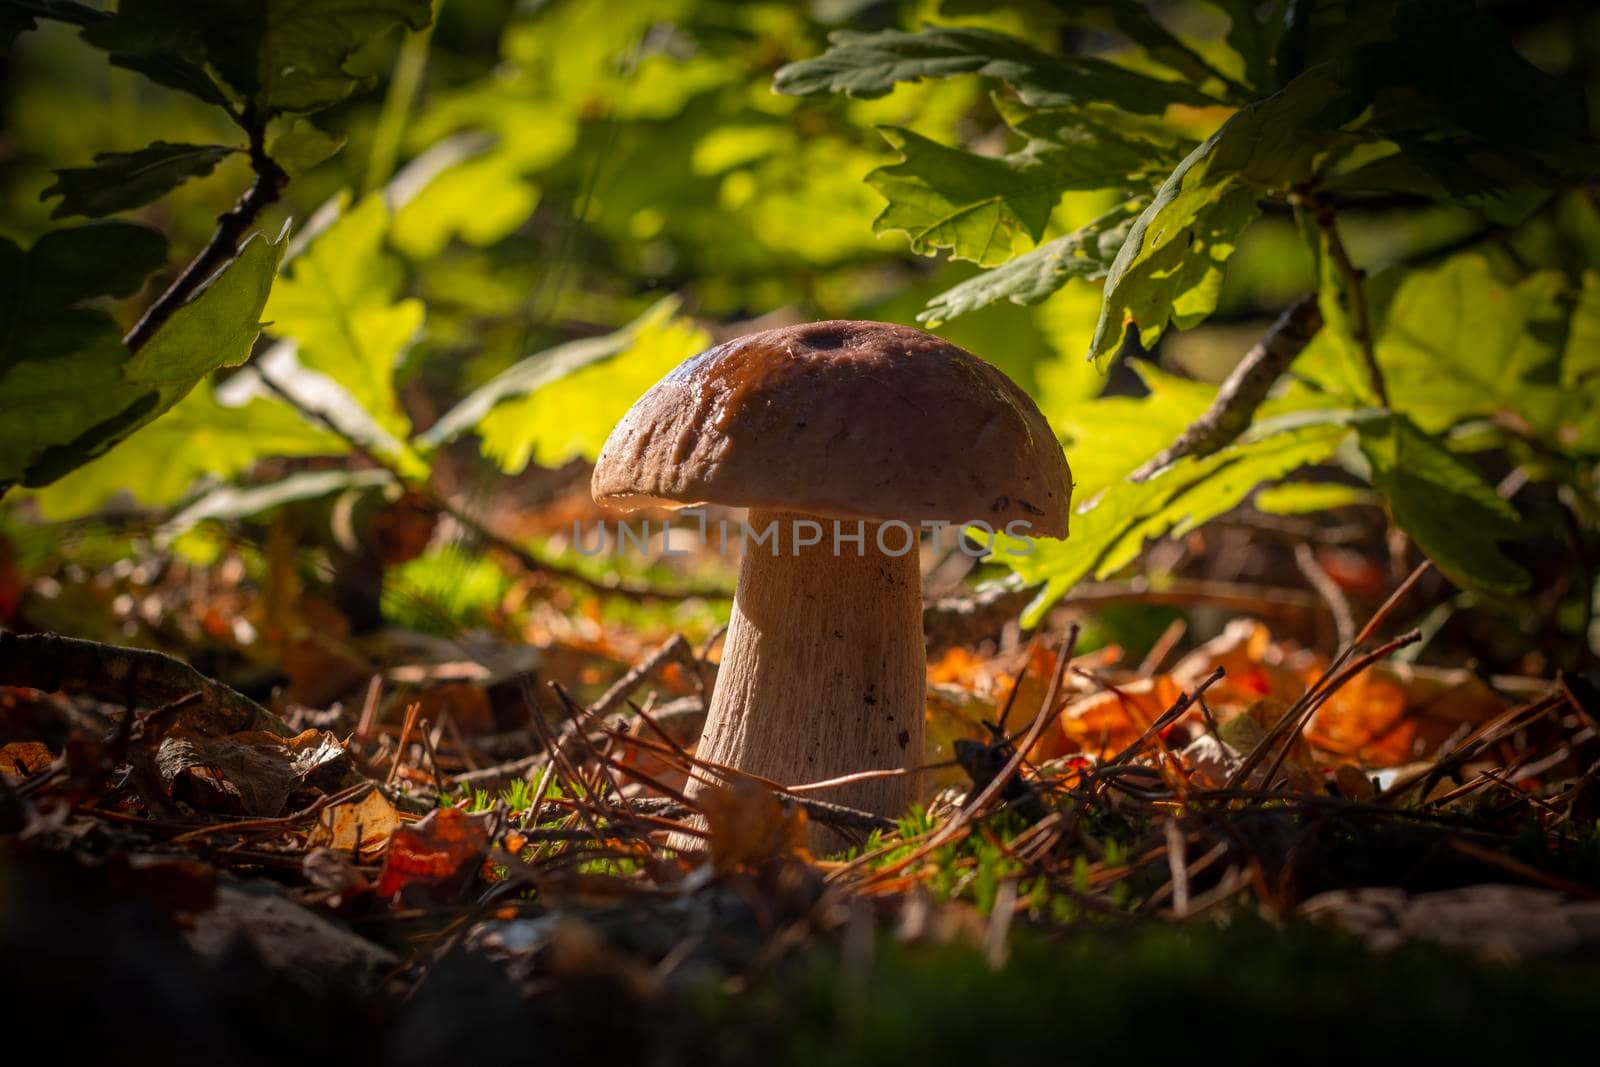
[591,320,1072,538]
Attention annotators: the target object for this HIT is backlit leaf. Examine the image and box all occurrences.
[867,127,1065,266]
[919,203,1139,323]
[1254,482,1376,515]
[2,224,286,492]
[126,230,283,384]
[264,194,422,443]
[479,308,711,473]
[268,119,347,176]
[1012,423,1348,626]
[30,384,343,520]
[422,297,686,450]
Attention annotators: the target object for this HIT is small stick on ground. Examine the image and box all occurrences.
[386,702,422,787]
[1295,542,1355,648]
[588,635,696,721]
[417,718,446,794]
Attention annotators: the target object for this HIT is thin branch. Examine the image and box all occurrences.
[1294,541,1355,647]
[123,108,288,352]
[1129,294,1323,482]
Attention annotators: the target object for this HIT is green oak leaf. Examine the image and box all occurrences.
[263,193,422,444]
[1374,255,1567,434]
[0,0,229,105]
[1296,252,1597,453]
[157,467,386,542]
[126,230,282,384]
[268,119,347,176]
[1,225,286,491]
[995,97,1196,179]
[1563,271,1600,388]
[24,220,168,307]
[479,308,711,474]
[1094,0,1250,98]
[1011,420,1348,626]
[0,308,152,489]
[867,128,1070,266]
[1204,0,1291,93]
[919,203,1140,324]
[1358,414,1529,596]
[1088,66,1354,364]
[774,26,1214,115]
[422,297,685,450]
[42,142,238,219]
[1253,482,1376,515]
[995,363,1347,623]
[30,385,345,520]
[81,0,434,115]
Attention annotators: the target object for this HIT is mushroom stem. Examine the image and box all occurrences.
[689,508,925,850]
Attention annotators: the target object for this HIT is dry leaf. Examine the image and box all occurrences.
[1306,668,1413,763]
[309,786,400,858]
[1181,733,1243,788]
[374,806,492,902]
[698,779,809,871]
[1035,675,1181,761]
[156,727,351,816]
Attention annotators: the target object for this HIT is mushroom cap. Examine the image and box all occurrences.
[591,320,1072,538]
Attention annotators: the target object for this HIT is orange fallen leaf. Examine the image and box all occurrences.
[1035,675,1181,762]
[0,740,54,777]
[374,806,493,902]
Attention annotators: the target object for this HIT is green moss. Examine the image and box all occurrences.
[697,917,1600,1064]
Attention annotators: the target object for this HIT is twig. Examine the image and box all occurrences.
[858,626,1080,888]
[1257,629,1421,790]
[417,717,446,794]
[123,109,287,352]
[1227,560,1432,791]
[168,780,376,844]
[1137,618,1187,676]
[588,635,695,720]
[617,793,893,834]
[386,702,421,787]
[924,577,1320,651]
[1130,295,1323,482]
[1294,542,1355,647]
[1105,667,1226,768]
[1164,819,1191,917]
[354,675,382,746]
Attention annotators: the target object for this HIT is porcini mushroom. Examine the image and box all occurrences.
[591,320,1071,848]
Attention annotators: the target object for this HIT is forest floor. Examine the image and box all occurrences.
[2,489,1598,1063]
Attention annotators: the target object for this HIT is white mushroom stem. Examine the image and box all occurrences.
[688,508,926,848]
